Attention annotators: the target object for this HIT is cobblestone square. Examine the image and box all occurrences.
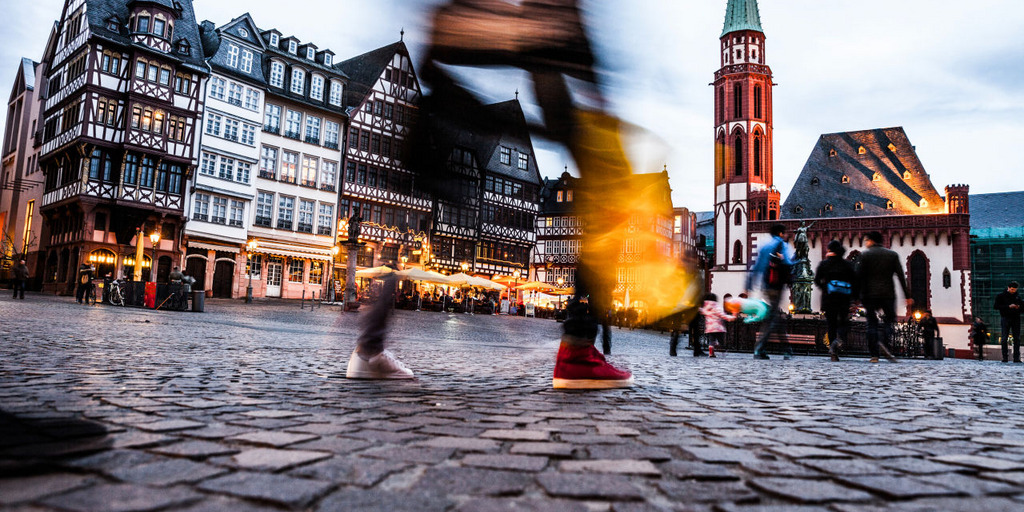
[3,294,1024,511]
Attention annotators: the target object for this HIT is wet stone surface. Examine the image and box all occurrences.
[3,294,1024,510]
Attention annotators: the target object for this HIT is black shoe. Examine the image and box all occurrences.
[753,353,770,360]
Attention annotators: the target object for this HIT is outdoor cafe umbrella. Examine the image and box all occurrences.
[355,265,395,279]
[395,268,451,285]
[514,281,556,292]
[448,273,506,290]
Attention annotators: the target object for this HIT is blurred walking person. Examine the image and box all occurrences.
[12,259,29,300]
[855,231,911,363]
[969,316,989,361]
[814,240,856,362]
[994,281,1022,363]
[745,224,796,360]
[699,293,734,358]
[918,310,940,359]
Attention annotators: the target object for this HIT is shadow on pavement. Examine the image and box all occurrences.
[0,410,111,476]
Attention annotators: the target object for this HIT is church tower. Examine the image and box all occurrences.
[712,0,778,275]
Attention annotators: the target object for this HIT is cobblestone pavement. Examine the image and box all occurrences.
[3,293,1024,512]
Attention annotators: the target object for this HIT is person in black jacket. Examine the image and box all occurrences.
[855,231,912,363]
[814,240,857,362]
[994,281,1023,363]
[918,310,940,359]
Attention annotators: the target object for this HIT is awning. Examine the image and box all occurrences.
[252,242,333,262]
[187,241,241,254]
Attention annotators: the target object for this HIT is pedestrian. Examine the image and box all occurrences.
[994,281,1023,363]
[11,259,29,299]
[969,316,988,361]
[346,264,414,379]
[855,231,912,363]
[918,310,940,359]
[76,262,95,304]
[814,240,856,362]
[745,223,797,360]
[700,293,735,358]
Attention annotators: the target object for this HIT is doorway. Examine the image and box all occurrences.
[266,257,283,297]
[212,260,235,298]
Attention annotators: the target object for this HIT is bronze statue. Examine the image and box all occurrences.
[347,208,362,241]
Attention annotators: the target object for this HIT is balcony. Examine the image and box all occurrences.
[297,223,313,234]
[276,219,293,230]
[304,135,320,145]
[263,124,280,134]
[283,131,300,140]
[254,216,272,227]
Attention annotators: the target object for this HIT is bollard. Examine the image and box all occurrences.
[301,290,306,309]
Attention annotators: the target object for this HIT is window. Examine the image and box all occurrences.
[753,85,762,118]
[811,176,820,186]
[324,121,339,149]
[301,156,318,187]
[886,200,894,209]
[371,133,381,154]
[359,131,369,151]
[277,196,294,229]
[101,51,122,75]
[174,73,192,95]
[210,77,226,100]
[218,157,234,180]
[841,174,850,184]
[285,110,302,138]
[211,197,228,224]
[372,101,383,115]
[305,116,321,144]
[288,258,304,282]
[317,203,334,235]
[855,202,864,210]
[794,205,803,214]
[223,118,239,141]
[297,200,314,233]
[200,152,217,176]
[903,171,912,180]
[96,98,117,126]
[259,146,278,179]
[136,16,150,34]
[228,82,243,106]
[247,254,262,277]
[288,40,297,54]
[227,44,240,68]
[244,88,260,111]
[138,157,156,188]
[733,84,742,119]
[919,198,928,208]
[193,193,210,221]
[717,87,724,123]
[255,192,274,227]
[269,33,279,47]
[153,18,165,37]
[155,163,169,191]
[264,104,281,132]
[240,50,254,73]
[329,81,342,106]
[123,153,138,185]
[872,172,881,182]
[324,54,332,66]
[310,75,324,101]
[858,146,866,155]
[241,123,256,145]
[141,108,153,131]
[888,143,897,153]
[824,203,833,212]
[734,137,743,176]
[290,68,305,95]
[734,209,742,225]
[348,128,359,149]
[557,191,563,202]
[236,161,251,184]
[168,165,183,195]
[306,47,315,60]
[269,61,284,88]
[309,261,324,284]
[829,149,837,157]
[280,151,297,183]
[147,63,158,83]
[135,59,147,78]
[320,161,337,191]
[517,153,528,170]
[753,137,762,177]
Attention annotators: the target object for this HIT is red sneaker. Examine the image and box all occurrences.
[553,342,634,389]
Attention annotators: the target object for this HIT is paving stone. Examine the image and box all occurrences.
[509,442,577,457]
[596,426,642,436]
[836,475,963,499]
[740,459,826,478]
[343,429,426,444]
[290,456,411,486]
[180,424,253,440]
[0,473,95,506]
[133,419,206,432]
[766,445,851,459]
[230,448,331,471]
[162,495,284,512]
[239,410,309,419]
[226,431,319,447]
[799,458,889,476]
[978,471,1024,485]
[63,450,158,472]
[479,429,549,441]
[317,489,453,512]
[559,459,660,475]
[658,480,759,502]
[660,460,740,480]
[362,446,457,464]
[416,436,502,452]
[290,436,374,454]
[108,458,227,486]
[462,454,550,472]
[457,497,591,512]
[747,478,874,503]
[416,466,532,496]
[834,444,925,459]
[924,472,1022,496]
[198,471,333,509]
[681,447,761,463]
[586,444,673,461]
[931,454,1024,471]
[714,505,832,512]
[536,473,644,500]
[40,483,200,512]
[877,457,964,475]
[418,425,487,437]
[149,440,239,459]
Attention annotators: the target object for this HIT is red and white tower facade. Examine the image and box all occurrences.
[711,0,778,292]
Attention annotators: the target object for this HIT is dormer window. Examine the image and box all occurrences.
[888,143,897,152]
[824,203,833,212]
[811,177,820,186]
[855,202,864,211]
[903,171,912,180]
[886,200,894,209]
[288,40,297,54]
[858,146,866,154]
[227,44,239,68]
[238,27,248,38]
[106,17,119,32]
[290,68,305,95]
[919,199,928,208]
[324,54,332,66]
[176,39,191,56]
[269,33,279,47]
[872,172,881,182]
[306,47,315,60]
[841,175,850,184]
[794,205,804,214]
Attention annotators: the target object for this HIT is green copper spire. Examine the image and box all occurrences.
[721,0,764,37]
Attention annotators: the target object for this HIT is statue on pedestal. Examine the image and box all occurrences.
[347,208,362,242]
[791,221,816,314]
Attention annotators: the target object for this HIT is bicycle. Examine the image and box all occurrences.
[108,279,126,306]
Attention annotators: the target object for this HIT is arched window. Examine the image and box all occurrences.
[841,175,850,184]
[753,136,762,177]
[732,240,743,264]
[909,251,929,310]
[942,268,952,289]
[854,202,864,210]
[733,84,743,119]
[753,85,762,118]
[733,137,743,176]
[88,249,117,280]
[734,209,742,225]
[717,88,724,123]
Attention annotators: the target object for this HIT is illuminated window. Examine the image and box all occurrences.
[824,203,833,212]
[858,146,866,154]
[829,149,836,157]
[841,175,850,184]
[855,202,864,210]
[872,172,881,182]
[556,190,563,202]
[919,198,928,208]
[886,200,894,209]
[903,171,912,180]
[888,143,897,152]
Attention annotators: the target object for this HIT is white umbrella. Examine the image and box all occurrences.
[355,266,395,278]
[396,268,451,285]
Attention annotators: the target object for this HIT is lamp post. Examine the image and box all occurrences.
[246,239,258,303]
[556,277,565,312]
[149,232,160,283]
[330,244,340,302]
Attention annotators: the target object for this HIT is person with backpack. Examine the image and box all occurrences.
[855,231,912,363]
[745,224,797,360]
[814,240,857,362]
[75,262,95,304]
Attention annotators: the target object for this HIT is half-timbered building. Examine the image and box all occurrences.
[335,40,428,272]
[534,171,581,287]
[184,14,266,298]
[34,0,212,291]
[248,25,345,299]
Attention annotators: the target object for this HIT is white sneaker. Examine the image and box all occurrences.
[346,350,415,379]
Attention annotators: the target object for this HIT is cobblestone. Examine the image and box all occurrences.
[4,295,1024,510]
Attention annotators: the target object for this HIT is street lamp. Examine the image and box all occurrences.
[149,232,161,283]
[246,239,258,303]
[331,244,340,302]
[556,277,565,311]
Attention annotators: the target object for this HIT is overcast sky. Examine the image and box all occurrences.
[3,0,1022,212]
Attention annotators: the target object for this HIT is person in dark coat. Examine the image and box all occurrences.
[12,259,29,299]
[855,231,912,363]
[918,310,940,359]
[75,263,95,304]
[994,281,1023,363]
[814,240,857,362]
[970,317,989,361]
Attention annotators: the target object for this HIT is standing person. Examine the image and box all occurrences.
[918,310,940,359]
[970,316,989,361]
[12,259,30,300]
[814,240,857,362]
[76,262,95,304]
[169,266,184,284]
[700,293,735,358]
[855,231,912,363]
[994,281,1023,363]
[745,224,797,360]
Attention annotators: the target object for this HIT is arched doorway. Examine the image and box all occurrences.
[212,259,235,298]
[45,251,58,283]
[88,249,117,280]
[908,251,929,311]
[185,256,207,290]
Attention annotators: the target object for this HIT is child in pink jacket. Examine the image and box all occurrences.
[700,293,735,358]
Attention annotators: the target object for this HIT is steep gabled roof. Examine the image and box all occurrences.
[83,0,209,72]
[970,192,1024,237]
[539,172,578,216]
[722,0,763,37]
[781,127,946,220]
[335,41,407,109]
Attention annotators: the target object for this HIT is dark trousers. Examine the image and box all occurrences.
[357,274,396,356]
[754,289,790,356]
[1000,316,1022,362]
[824,301,850,355]
[862,297,896,358]
[12,279,26,299]
[923,334,936,359]
[75,282,93,303]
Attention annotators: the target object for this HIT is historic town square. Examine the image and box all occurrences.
[2,0,1023,510]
